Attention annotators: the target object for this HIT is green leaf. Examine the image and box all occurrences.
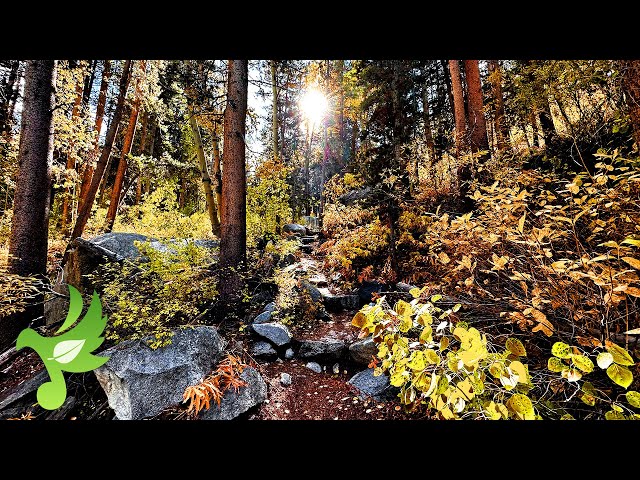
[605,410,626,420]
[597,352,614,369]
[626,391,640,408]
[581,394,596,406]
[56,285,83,334]
[505,337,527,357]
[47,339,86,364]
[606,343,635,366]
[607,364,634,389]
[551,342,572,359]
[548,357,565,372]
[571,354,594,373]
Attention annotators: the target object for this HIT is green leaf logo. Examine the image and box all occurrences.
[48,339,86,364]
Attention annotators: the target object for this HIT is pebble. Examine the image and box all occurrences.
[285,348,295,359]
[280,372,292,386]
[332,363,340,374]
[306,362,322,373]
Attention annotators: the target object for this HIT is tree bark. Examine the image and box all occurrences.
[449,60,467,157]
[104,61,145,232]
[212,123,223,215]
[621,60,640,146]
[463,60,489,155]
[441,59,455,119]
[422,79,436,162]
[270,60,279,159]
[219,60,248,304]
[487,60,509,151]
[8,60,56,276]
[189,107,221,236]
[82,60,97,108]
[67,60,131,248]
[0,61,20,135]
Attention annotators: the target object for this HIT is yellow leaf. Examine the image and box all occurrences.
[552,342,572,359]
[395,300,412,317]
[626,391,640,409]
[597,352,614,369]
[622,257,640,270]
[419,325,433,344]
[425,349,440,364]
[407,351,426,371]
[352,311,370,329]
[507,393,535,420]
[625,287,640,297]
[509,360,529,383]
[621,238,640,247]
[438,252,451,264]
[607,364,633,389]
[606,343,635,366]
[505,337,527,357]
[571,354,594,373]
[517,212,526,234]
[548,357,565,372]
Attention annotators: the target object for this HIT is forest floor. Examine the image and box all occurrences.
[0,232,422,420]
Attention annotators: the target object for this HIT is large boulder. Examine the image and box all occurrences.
[349,337,378,365]
[338,187,372,206]
[357,281,384,305]
[318,288,359,311]
[94,326,226,420]
[300,281,323,303]
[283,223,307,236]
[64,233,219,293]
[251,322,292,347]
[199,367,267,420]
[297,339,347,362]
[348,368,397,401]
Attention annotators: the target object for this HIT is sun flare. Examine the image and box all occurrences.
[300,88,328,127]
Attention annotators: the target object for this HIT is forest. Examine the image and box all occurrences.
[0,59,639,421]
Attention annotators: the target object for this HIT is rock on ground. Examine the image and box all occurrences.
[300,281,323,303]
[318,288,359,312]
[280,372,292,386]
[305,362,322,373]
[199,367,267,420]
[251,341,278,360]
[94,326,225,420]
[348,368,398,402]
[283,223,307,236]
[349,337,378,365]
[252,311,272,325]
[251,322,292,347]
[297,339,347,362]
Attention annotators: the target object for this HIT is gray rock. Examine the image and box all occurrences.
[349,337,378,365]
[338,187,372,205]
[348,368,397,401]
[301,281,323,303]
[283,223,307,236]
[263,302,277,313]
[285,348,295,359]
[396,282,417,292]
[94,326,225,420]
[251,341,277,360]
[280,372,292,386]
[332,363,340,374]
[280,253,297,267]
[306,362,322,373]
[89,232,152,260]
[252,322,292,347]
[199,367,267,420]
[318,288,360,311]
[297,339,347,362]
[300,236,316,245]
[252,311,272,325]
[301,215,319,231]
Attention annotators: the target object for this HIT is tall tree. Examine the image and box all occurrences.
[104,61,145,232]
[271,60,279,159]
[68,60,131,246]
[189,108,221,236]
[78,60,111,206]
[487,60,509,152]
[8,60,57,276]
[219,60,248,303]
[463,60,489,155]
[621,60,640,146]
[422,77,436,162]
[449,60,467,157]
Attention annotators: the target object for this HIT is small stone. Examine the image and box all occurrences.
[250,341,277,360]
[332,363,340,374]
[263,302,277,313]
[280,373,292,386]
[285,348,295,359]
[306,362,322,373]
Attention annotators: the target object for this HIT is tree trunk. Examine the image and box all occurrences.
[0,61,20,135]
[304,125,314,216]
[60,69,85,234]
[212,123,223,215]
[8,60,57,276]
[219,60,248,304]
[104,61,145,232]
[422,79,436,162]
[621,60,640,146]
[337,59,345,166]
[78,60,111,212]
[449,60,467,157]
[270,60,279,160]
[487,60,509,151]
[441,59,455,119]
[82,60,97,108]
[67,60,131,248]
[351,118,358,162]
[189,108,221,236]
[463,60,489,155]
